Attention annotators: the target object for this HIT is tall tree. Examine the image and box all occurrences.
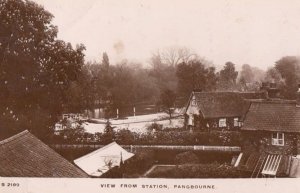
[159,89,176,122]
[0,0,85,139]
[176,60,217,98]
[274,56,300,99]
[217,62,238,91]
[264,67,284,85]
[238,64,255,91]
[160,46,197,66]
[102,52,109,68]
[149,51,177,92]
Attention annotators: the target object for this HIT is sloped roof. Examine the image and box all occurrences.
[241,153,291,176]
[0,130,88,177]
[242,100,300,133]
[74,142,134,177]
[239,91,267,100]
[188,92,251,118]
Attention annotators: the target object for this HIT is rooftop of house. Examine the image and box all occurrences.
[0,130,88,177]
[239,91,268,100]
[186,91,257,118]
[241,100,300,133]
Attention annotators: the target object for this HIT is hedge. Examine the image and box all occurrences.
[51,128,242,146]
[147,163,249,178]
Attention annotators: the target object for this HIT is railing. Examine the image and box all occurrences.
[50,144,241,152]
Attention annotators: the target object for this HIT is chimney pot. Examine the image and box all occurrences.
[297,83,300,107]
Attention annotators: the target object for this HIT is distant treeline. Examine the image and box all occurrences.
[1,0,300,139]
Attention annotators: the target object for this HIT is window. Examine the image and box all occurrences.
[234,118,239,127]
[188,115,194,126]
[191,99,197,106]
[271,132,284,146]
[219,118,226,127]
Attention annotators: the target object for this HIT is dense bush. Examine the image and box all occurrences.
[174,151,199,164]
[52,128,242,146]
[101,149,155,178]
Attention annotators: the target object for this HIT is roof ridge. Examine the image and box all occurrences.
[251,100,296,104]
[193,91,240,94]
[0,130,29,145]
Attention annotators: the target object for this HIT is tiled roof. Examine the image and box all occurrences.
[242,100,300,133]
[190,92,251,118]
[239,92,267,100]
[0,130,88,177]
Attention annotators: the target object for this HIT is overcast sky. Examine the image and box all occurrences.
[33,0,300,69]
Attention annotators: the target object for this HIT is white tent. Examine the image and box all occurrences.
[74,142,134,177]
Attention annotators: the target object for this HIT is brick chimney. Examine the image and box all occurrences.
[260,82,281,99]
[297,84,300,107]
[260,82,269,99]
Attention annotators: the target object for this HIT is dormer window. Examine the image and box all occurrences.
[271,132,284,146]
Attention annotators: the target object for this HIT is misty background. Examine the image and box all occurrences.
[2,0,300,139]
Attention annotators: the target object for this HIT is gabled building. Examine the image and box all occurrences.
[184,91,256,130]
[238,86,300,177]
[241,100,300,155]
[0,130,88,177]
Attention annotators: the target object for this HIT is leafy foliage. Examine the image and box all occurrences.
[102,120,116,144]
[176,60,217,97]
[217,62,238,91]
[52,127,242,146]
[274,56,300,99]
[101,150,155,178]
[238,64,262,91]
[159,89,176,120]
[0,0,85,139]
[174,151,199,164]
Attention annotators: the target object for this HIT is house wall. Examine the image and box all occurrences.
[242,131,300,155]
[206,117,241,130]
[184,115,241,130]
[184,93,242,130]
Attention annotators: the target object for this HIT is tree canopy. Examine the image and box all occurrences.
[274,56,300,99]
[176,60,217,97]
[0,0,85,138]
[217,62,238,91]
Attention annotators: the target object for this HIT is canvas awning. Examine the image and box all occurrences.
[261,154,282,176]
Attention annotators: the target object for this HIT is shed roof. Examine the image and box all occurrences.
[187,92,251,118]
[242,101,300,133]
[74,142,134,177]
[0,130,88,177]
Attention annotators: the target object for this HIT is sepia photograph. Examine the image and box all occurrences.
[1,0,300,192]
